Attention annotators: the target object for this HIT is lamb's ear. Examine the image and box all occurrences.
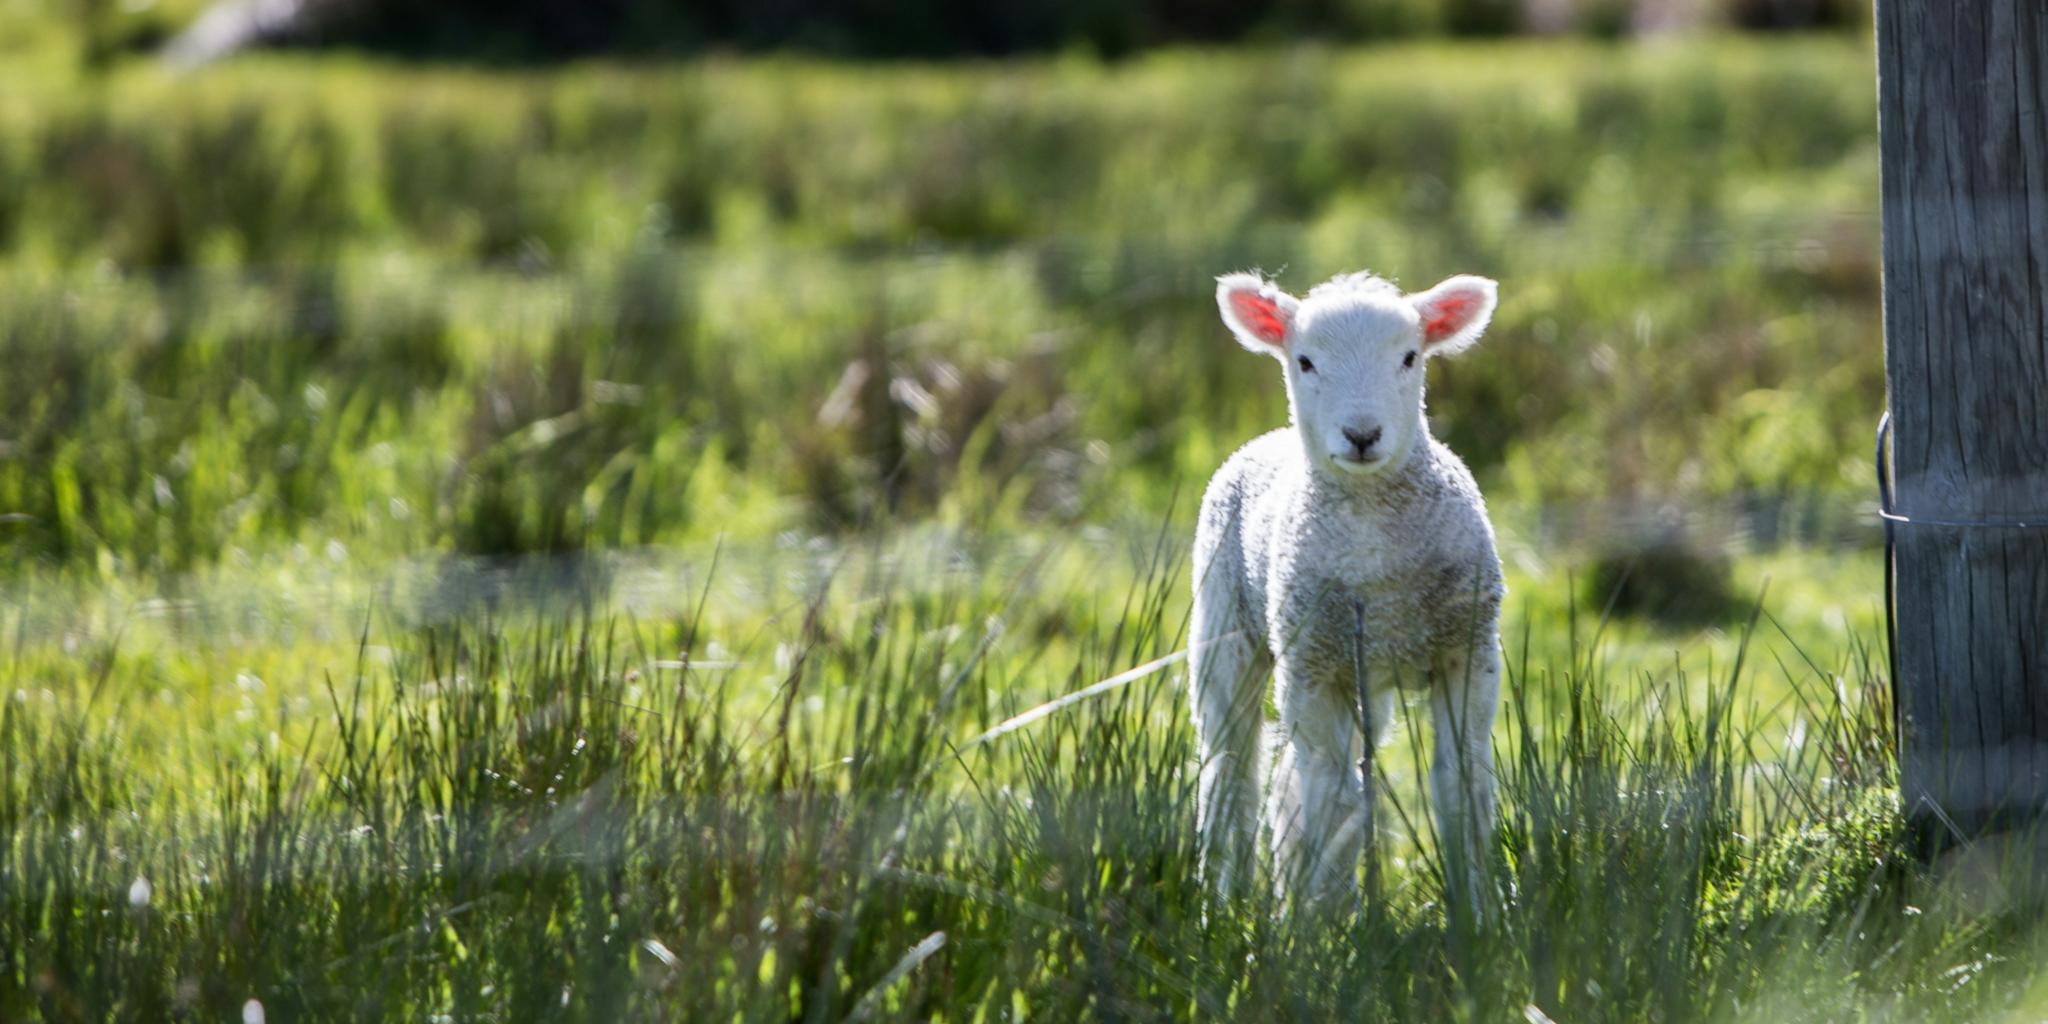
[1215,273,1299,354]
[1409,275,1498,356]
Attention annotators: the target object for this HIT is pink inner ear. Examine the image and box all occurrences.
[1230,291,1289,346]
[1422,292,1481,344]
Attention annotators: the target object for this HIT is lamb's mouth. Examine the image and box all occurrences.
[1328,453,1387,474]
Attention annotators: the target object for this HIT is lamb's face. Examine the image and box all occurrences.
[1286,295,1427,476]
[1216,271,1498,480]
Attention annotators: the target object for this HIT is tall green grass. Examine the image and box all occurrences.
[3,543,2039,1021]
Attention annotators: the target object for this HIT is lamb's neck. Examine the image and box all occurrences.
[1303,436,1437,520]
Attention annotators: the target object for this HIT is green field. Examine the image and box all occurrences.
[0,37,1884,571]
[7,29,2046,1022]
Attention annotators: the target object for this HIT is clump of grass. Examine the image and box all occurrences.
[2,546,2039,1021]
[1583,527,1740,627]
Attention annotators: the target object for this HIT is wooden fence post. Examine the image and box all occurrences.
[1877,0,2048,848]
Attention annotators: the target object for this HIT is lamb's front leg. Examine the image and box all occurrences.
[1431,635,1502,915]
[1189,586,1267,899]
[1268,665,1367,905]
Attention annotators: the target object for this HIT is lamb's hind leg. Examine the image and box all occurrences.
[1431,635,1503,916]
[1189,582,1267,898]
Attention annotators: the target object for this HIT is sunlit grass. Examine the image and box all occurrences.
[4,538,2040,1021]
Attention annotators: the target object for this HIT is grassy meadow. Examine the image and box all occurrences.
[7,25,2046,1021]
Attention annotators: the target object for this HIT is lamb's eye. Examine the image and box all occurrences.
[1297,356,1315,373]
[1402,350,1417,369]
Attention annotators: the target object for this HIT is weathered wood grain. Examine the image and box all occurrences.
[1878,0,2048,846]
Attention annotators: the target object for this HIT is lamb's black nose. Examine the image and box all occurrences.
[1343,426,1382,459]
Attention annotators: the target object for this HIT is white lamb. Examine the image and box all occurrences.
[1190,269,1506,909]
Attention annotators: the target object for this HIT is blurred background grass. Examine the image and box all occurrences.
[0,13,1881,584]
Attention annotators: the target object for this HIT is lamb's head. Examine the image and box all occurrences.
[1216,270,1497,479]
